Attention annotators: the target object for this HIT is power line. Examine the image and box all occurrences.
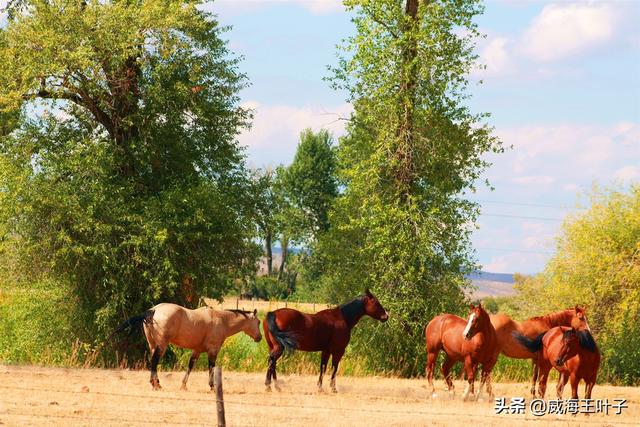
[476,247,554,255]
[471,199,586,210]
[480,213,564,221]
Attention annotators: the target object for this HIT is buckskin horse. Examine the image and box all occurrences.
[516,326,600,399]
[425,303,499,401]
[490,306,590,396]
[263,290,389,393]
[113,303,262,390]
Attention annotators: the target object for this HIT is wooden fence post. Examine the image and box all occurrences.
[214,367,226,427]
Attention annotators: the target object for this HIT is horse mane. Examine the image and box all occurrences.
[577,330,598,352]
[339,295,365,326]
[528,308,573,326]
[226,309,251,318]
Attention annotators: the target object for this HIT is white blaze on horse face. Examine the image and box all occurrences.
[463,312,475,339]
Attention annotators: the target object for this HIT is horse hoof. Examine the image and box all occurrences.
[180,385,187,391]
[265,386,272,392]
[331,388,338,394]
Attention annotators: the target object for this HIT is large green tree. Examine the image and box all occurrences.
[321,0,502,375]
[0,0,258,338]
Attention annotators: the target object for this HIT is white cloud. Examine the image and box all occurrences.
[478,36,515,77]
[239,101,352,166]
[205,0,343,17]
[475,1,636,80]
[512,175,555,186]
[483,252,548,274]
[614,165,640,181]
[521,3,615,62]
[494,123,640,184]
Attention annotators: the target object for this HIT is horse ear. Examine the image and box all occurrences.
[253,308,257,317]
[470,303,475,309]
[365,288,372,297]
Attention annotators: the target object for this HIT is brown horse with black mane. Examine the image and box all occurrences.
[490,306,590,396]
[425,304,499,401]
[263,290,389,393]
[516,326,600,399]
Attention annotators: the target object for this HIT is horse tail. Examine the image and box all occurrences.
[266,311,297,354]
[110,310,155,338]
[513,331,544,353]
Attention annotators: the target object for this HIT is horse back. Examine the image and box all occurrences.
[270,308,340,352]
[425,314,465,352]
[146,303,213,350]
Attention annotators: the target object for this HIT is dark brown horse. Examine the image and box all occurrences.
[425,304,499,401]
[516,326,600,399]
[490,306,590,396]
[263,290,389,393]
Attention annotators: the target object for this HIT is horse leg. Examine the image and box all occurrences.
[441,356,456,394]
[462,357,478,401]
[265,346,283,392]
[585,379,595,400]
[329,350,345,393]
[207,349,219,392]
[181,351,200,391]
[569,374,579,400]
[556,372,569,399]
[426,348,439,397]
[530,360,539,398]
[477,358,498,401]
[317,350,330,392]
[537,363,550,399]
[149,346,164,390]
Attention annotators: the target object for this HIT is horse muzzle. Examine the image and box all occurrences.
[380,311,389,322]
[555,358,564,366]
[254,335,263,343]
[463,333,472,341]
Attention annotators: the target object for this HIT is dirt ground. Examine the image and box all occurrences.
[0,365,638,426]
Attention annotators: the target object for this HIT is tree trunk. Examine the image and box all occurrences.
[277,236,289,281]
[265,230,273,276]
[396,0,420,202]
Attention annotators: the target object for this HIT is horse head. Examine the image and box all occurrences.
[243,309,262,342]
[555,327,579,366]
[462,303,487,341]
[571,305,590,332]
[363,289,389,322]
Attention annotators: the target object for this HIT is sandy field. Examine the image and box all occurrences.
[0,365,638,426]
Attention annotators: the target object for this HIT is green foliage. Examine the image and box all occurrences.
[0,0,258,340]
[0,278,84,365]
[317,0,502,376]
[278,128,338,244]
[511,186,640,385]
[247,276,291,301]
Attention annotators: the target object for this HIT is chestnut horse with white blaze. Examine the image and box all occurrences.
[113,303,262,390]
[425,304,499,401]
[516,326,600,399]
[490,306,590,396]
[263,290,389,393]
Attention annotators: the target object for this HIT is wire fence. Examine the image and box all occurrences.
[201,298,330,313]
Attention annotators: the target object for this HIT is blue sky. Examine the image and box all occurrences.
[207,0,639,274]
[2,1,638,274]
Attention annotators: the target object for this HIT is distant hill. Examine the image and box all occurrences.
[466,271,515,299]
